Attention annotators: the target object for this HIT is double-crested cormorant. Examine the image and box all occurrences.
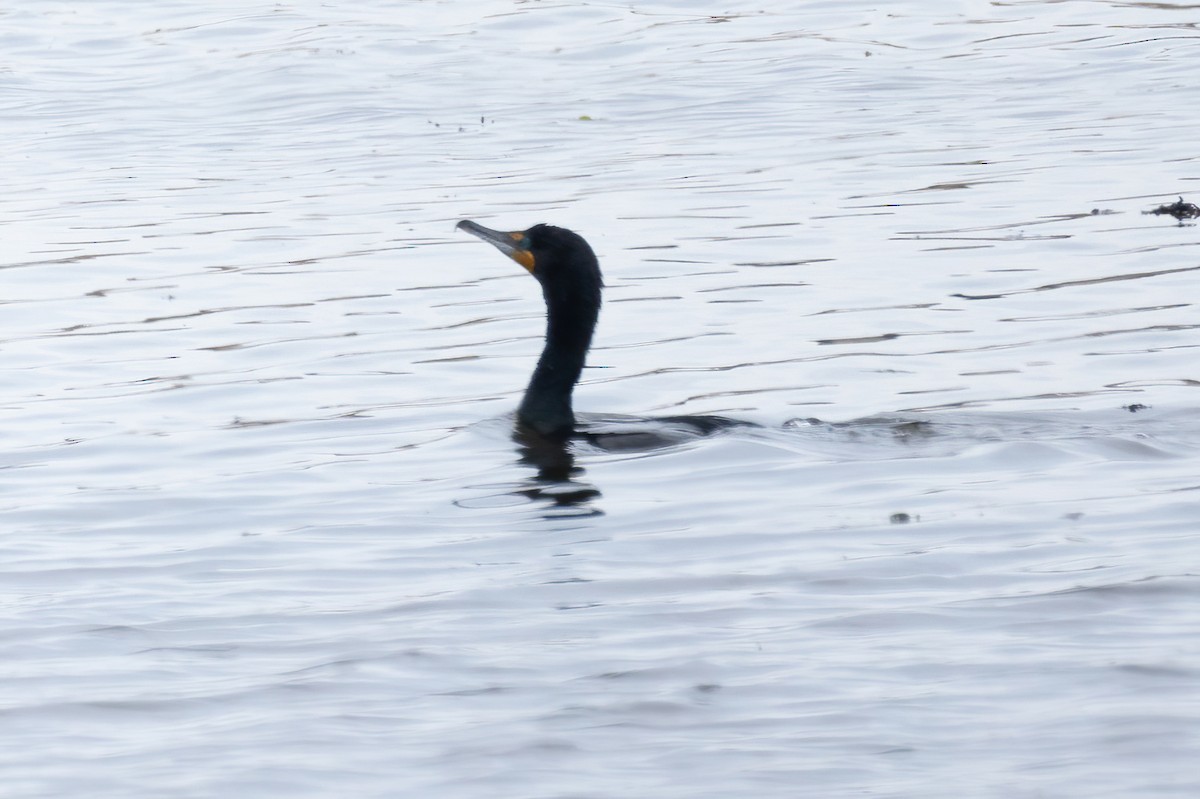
[458,219,752,448]
[457,220,602,438]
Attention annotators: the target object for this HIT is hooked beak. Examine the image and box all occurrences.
[457,219,536,274]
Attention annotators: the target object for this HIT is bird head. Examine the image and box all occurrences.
[457,220,603,300]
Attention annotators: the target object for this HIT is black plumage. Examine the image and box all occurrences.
[457,220,602,438]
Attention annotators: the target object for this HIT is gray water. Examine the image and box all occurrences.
[3,2,1199,797]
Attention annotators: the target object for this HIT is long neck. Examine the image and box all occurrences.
[517,288,599,437]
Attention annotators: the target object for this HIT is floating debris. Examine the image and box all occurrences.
[1146,197,1200,221]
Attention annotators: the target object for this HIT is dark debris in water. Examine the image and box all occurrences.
[1146,197,1200,222]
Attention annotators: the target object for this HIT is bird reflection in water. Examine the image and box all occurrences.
[511,425,602,518]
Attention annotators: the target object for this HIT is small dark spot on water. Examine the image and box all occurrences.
[1064,512,1085,520]
[952,292,1005,300]
[890,512,915,524]
[1146,197,1199,222]
[817,332,900,345]
[1124,403,1149,413]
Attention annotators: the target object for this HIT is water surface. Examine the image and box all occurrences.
[3,2,1199,797]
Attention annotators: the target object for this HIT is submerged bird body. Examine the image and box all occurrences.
[458,220,602,437]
